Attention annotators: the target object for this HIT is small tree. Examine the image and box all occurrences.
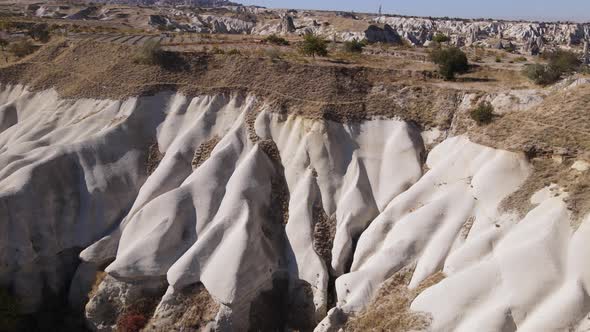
[265,34,289,46]
[28,23,50,43]
[133,40,163,65]
[430,47,469,80]
[343,39,366,54]
[522,64,561,85]
[543,49,581,74]
[7,39,35,58]
[299,33,328,58]
[432,33,450,44]
[471,101,494,125]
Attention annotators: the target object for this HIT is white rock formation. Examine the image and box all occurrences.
[1,84,590,331]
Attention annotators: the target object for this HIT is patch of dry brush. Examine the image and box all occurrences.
[346,267,445,332]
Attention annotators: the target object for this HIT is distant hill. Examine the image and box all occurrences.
[90,0,241,6]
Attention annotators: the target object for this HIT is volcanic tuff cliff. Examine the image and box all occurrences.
[2,40,590,332]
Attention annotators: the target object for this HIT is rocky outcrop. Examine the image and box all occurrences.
[2,78,590,332]
[365,24,403,44]
[279,14,296,34]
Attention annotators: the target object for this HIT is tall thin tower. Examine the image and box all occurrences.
[378,4,382,15]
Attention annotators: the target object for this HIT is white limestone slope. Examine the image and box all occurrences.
[1,84,590,331]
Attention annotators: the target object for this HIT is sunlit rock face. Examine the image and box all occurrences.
[1,85,589,331]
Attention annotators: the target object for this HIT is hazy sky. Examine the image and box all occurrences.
[238,0,590,22]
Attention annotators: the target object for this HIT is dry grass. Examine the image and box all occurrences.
[146,143,164,175]
[346,267,445,332]
[191,136,220,170]
[176,284,219,330]
[88,271,107,299]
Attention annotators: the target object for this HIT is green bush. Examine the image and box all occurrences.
[7,39,36,58]
[28,23,50,43]
[343,39,366,53]
[432,33,450,43]
[471,101,494,125]
[522,64,560,85]
[133,40,163,65]
[524,49,582,85]
[543,49,581,74]
[265,34,289,46]
[299,33,328,58]
[430,47,469,80]
[514,56,527,62]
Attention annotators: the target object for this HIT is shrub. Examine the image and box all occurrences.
[514,56,527,62]
[0,288,21,331]
[227,48,241,56]
[116,312,147,332]
[28,23,50,43]
[470,101,494,125]
[133,40,163,65]
[522,63,562,85]
[495,55,502,63]
[265,34,289,46]
[430,47,469,80]
[524,49,583,85]
[299,33,328,58]
[264,47,282,60]
[7,39,36,58]
[543,49,581,74]
[432,33,450,43]
[343,39,366,53]
[211,46,225,54]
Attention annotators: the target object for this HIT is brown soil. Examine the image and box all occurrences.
[0,39,461,127]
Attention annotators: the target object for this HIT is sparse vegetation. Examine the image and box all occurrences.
[342,39,366,53]
[430,46,469,79]
[471,101,494,125]
[133,40,163,65]
[7,39,36,58]
[524,49,582,85]
[299,33,329,58]
[265,34,289,46]
[514,56,527,62]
